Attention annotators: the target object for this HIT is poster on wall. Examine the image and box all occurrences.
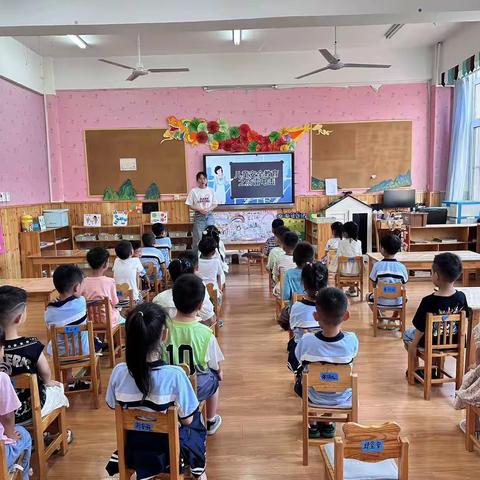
[112,211,128,226]
[213,211,277,243]
[84,214,102,227]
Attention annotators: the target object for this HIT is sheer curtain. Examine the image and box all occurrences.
[445,72,478,201]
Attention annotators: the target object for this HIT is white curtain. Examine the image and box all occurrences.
[445,72,480,201]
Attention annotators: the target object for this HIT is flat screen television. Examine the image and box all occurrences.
[383,189,416,209]
[203,152,295,208]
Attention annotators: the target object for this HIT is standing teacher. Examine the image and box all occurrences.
[186,171,218,250]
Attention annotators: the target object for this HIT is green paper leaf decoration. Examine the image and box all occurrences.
[103,186,119,201]
[145,182,161,199]
[197,122,208,133]
[229,126,240,138]
[218,119,229,133]
[269,131,281,143]
[248,141,258,152]
[213,131,228,142]
[188,118,202,131]
[117,179,137,200]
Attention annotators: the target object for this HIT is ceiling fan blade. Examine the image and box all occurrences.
[319,49,338,64]
[295,66,331,80]
[148,68,190,73]
[99,59,134,70]
[126,70,143,81]
[343,63,391,69]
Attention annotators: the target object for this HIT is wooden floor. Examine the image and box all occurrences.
[23,266,480,479]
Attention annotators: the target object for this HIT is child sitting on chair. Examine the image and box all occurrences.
[140,232,166,284]
[294,287,359,439]
[153,251,216,326]
[264,218,284,256]
[113,240,149,303]
[0,325,32,480]
[403,252,468,377]
[287,262,328,372]
[266,226,290,273]
[201,225,228,276]
[0,286,70,428]
[82,247,122,327]
[323,221,343,274]
[367,232,408,313]
[130,240,142,258]
[45,265,101,390]
[282,241,315,302]
[197,237,224,294]
[105,303,207,480]
[272,231,299,296]
[336,221,363,297]
[165,274,224,436]
[152,223,172,266]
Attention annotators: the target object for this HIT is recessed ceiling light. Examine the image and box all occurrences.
[232,30,241,46]
[67,34,87,49]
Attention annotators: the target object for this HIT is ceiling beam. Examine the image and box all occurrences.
[1,0,480,36]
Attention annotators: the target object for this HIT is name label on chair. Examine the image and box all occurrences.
[134,421,153,432]
[64,326,80,334]
[382,285,396,294]
[360,440,384,453]
[442,315,449,321]
[348,257,355,263]
[320,372,339,382]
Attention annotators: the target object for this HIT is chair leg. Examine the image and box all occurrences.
[466,405,475,452]
[303,407,309,466]
[58,408,69,456]
[91,364,100,409]
[424,357,432,401]
[108,331,115,368]
[407,353,415,386]
[400,307,406,334]
[33,421,47,480]
[372,307,378,337]
[456,353,465,391]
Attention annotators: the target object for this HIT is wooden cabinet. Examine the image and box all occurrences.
[71,225,142,249]
[144,222,193,257]
[305,220,333,260]
[19,227,72,277]
[407,224,479,252]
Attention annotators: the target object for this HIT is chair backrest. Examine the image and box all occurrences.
[304,363,354,393]
[206,283,218,305]
[425,312,467,350]
[116,283,134,307]
[87,297,111,327]
[0,441,9,479]
[292,293,304,303]
[143,261,158,278]
[337,256,363,277]
[11,373,42,425]
[179,363,198,391]
[115,405,181,479]
[50,321,95,363]
[374,282,406,301]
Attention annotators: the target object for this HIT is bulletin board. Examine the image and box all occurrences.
[85,129,187,195]
[310,121,412,191]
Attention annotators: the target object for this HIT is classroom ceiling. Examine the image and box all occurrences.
[15,23,461,58]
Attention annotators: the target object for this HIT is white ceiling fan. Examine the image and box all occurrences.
[295,27,391,80]
[98,34,190,81]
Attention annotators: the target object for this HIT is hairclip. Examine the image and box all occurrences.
[137,311,144,317]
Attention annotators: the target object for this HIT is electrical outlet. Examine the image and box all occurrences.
[0,192,5,202]
[5,192,10,202]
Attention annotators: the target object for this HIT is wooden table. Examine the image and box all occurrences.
[458,287,480,369]
[28,249,114,277]
[367,250,480,288]
[224,241,265,273]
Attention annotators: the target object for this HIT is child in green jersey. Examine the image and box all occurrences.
[164,274,224,436]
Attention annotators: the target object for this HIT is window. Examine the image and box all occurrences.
[470,79,480,200]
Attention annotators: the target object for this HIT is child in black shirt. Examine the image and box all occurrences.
[403,252,468,372]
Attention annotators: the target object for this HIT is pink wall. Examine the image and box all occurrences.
[0,77,50,205]
[49,83,447,201]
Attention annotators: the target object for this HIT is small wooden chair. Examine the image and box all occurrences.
[336,256,364,299]
[179,364,207,423]
[0,441,25,480]
[245,250,265,275]
[206,283,221,335]
[143,261,161,295]
[319,422,409,480]
[275,269,289,320]
[115,405,182,480]
[466,403,480,452]
[87,298,123,368]
[50,321,102,409]
[13,373,68,480]
[302,363,359,465]
[407,312,466,400]
[116,283,135,314]
[372,282,407,337]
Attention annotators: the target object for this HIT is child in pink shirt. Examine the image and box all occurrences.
[0,326,32,479]
[82,247,122,327]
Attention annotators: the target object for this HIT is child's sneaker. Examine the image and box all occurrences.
[206,415,222,435]
[319,422,336,438]
[308,424,321,439]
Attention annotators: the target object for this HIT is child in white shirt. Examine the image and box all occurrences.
[113,241,148,302]
[267,226,290,273]
[201,225,228,276]
[152,223,172,266]
[273,231,299,296]
[323,221,343,274]
[197,237,224,293]
[336,221,363,297]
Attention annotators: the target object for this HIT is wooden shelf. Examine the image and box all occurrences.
[71,224,142,249]
[407,224,479,253]
[305,219,334,260]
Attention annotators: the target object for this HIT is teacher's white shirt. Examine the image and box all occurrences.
[185,187,217,211]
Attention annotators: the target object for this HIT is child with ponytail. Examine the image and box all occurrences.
[287,262,328,372]
[106,303,207,480]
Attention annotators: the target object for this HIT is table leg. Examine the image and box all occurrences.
[368,257,374,293]
[463,269,471,287]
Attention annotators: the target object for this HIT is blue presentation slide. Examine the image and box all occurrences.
[204,153,294,206]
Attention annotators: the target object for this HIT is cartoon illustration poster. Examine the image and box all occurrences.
[213,211,277,242]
